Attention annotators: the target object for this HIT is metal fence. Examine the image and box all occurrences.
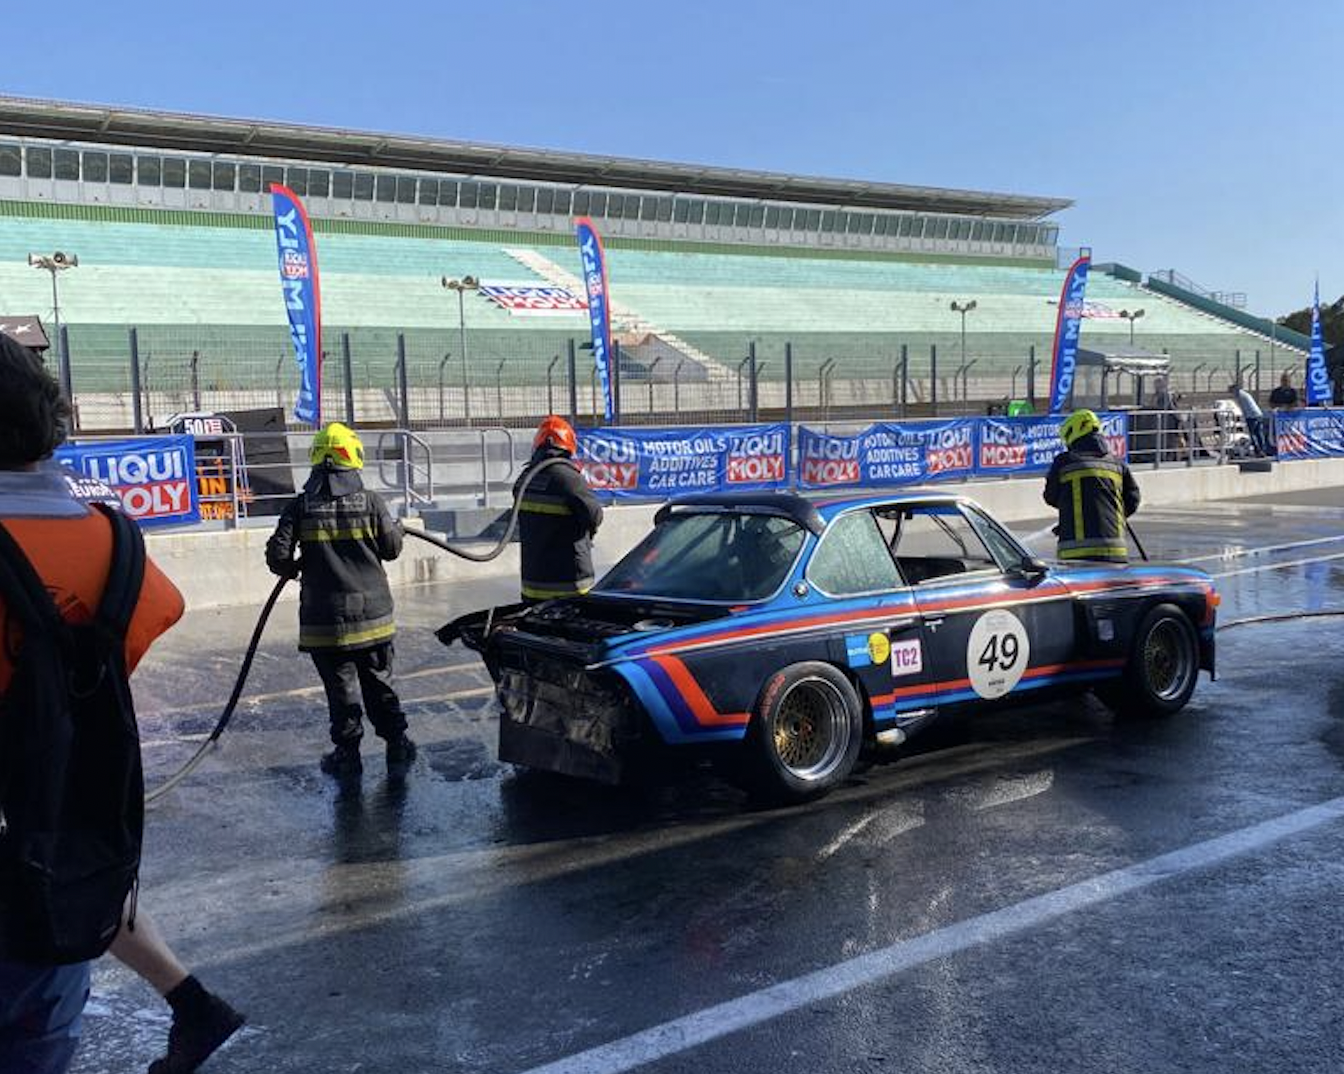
[64,406,1278,534]
[60,324,1311,435]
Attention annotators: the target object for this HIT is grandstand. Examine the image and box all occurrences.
[0,96,1308,431]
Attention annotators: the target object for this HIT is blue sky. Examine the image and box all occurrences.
[3,0,1337,314]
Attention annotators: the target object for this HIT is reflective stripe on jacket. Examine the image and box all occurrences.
[1043,433,1141,564]
[266,466,402,651]
[513,447,603,600]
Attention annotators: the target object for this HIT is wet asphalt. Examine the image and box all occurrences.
[72,485,1344,1074]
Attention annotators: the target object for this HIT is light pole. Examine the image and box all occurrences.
[1118,308,1145,345]
[950,300,977,385]
[29,251,78,403]
[441,275,479,426]
[437,352,452,423]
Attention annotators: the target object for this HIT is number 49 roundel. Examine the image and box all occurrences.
[966,609,1030,700]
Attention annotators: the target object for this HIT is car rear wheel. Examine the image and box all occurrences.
[742,662,863,803]
[1098,603,1200,718]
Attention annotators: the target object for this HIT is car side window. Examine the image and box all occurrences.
[808,511,905,596]
[964,508,1031,571]
[880,505,998,584]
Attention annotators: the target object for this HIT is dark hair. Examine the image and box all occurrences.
[0,333,69,466]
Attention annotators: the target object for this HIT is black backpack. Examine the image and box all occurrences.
[0,504,146,964]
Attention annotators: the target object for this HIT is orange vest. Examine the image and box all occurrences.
[0,509,184,694]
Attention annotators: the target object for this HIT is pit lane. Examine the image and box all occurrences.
[73,488,1344,1074]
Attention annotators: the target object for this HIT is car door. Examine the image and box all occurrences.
[891,502,1076,709]
[803,508,935,731]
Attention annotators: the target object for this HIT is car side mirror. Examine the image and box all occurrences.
[1010,558,1050,584]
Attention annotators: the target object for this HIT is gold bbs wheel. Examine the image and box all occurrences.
[746,663,863,802]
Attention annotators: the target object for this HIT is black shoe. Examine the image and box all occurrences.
[320,743,363,776]
[148,991,245,1074]
[386,734,417,771]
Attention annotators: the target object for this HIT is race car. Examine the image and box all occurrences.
[442,491,1218,803]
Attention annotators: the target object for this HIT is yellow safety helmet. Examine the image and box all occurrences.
[309,422,365,470]
[1060,409,1102,447]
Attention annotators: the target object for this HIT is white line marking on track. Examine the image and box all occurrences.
[189,739,1092,970]
[136,660,481,720]
[816,802,925,862]
[959,769,1054,812]
[1212,550,1344,579]
[513,795,1344,1074]
[1178,533,1344,565]
[137,686,495,747]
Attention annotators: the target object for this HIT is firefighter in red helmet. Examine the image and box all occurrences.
[513,416,603,602]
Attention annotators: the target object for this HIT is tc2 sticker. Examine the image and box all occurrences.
[966,609,1029,699]
[890,638,923,677]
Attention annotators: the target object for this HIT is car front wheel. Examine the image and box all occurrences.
[1098,603,1200,718]
[742,662,863,803]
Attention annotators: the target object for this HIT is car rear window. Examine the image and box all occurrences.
[598,512,805,602]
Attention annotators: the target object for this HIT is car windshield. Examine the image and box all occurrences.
[597,511,806,602]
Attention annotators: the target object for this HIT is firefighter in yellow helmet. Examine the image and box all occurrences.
[1043,409,1141,563]
[265,423,414,777]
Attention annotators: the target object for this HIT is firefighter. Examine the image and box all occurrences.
[1043,409,1141,563]
[265,423,414,777]
[514,416,603,602]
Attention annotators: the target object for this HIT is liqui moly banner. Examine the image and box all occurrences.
[1307,281,1332,406]
[979,413,1129,474]
[1275,409,1344,459]
[797,420,977,489]
[575,218,615,423]
[270,185,322,426]
[576,424,789,500]
[55,435,200,528]
[1048,254,1091,415]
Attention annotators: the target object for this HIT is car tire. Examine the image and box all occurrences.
[741,662,863,804]
[1098,603,1200,719]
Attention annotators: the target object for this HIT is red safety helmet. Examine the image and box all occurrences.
[534,415,578,455]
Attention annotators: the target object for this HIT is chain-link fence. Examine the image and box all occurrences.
[63,325,1310,433]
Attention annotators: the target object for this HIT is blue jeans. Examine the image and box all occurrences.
[0,960,92,1074]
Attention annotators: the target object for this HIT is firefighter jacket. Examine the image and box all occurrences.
[513,447,604,600]
[1043,432,1141,563]
[266,465,403,651]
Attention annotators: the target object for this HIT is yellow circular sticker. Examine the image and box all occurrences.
[867,632,891,666]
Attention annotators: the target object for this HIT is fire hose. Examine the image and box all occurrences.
[144,455,570,804]
[143,467,1335,802]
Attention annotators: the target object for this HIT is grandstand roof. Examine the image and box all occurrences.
[0,96,1072,221]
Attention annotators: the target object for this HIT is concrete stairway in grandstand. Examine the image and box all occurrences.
[502,247,737,384]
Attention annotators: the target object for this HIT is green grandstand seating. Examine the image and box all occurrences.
[0,209,1296,410]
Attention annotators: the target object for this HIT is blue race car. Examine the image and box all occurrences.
[445,491,1218,803]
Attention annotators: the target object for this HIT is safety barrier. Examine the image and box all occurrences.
[56,407,1314,528]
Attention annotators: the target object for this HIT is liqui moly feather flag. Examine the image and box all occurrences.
[1307,279,1331,406]
[270,185,322,426]
[575,217,615,423]
[1047,254,1091,415]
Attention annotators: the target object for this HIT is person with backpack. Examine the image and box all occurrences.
[265,422,413,778]
[0,338,242,1073]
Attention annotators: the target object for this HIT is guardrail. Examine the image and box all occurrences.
[59,408,1313,530]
